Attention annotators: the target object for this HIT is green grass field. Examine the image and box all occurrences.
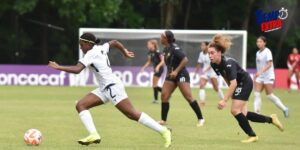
[0,86,299,150]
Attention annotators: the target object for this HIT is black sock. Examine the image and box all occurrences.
[246,111,272,123]
[190,100,203,120]
[153,87,158,100]
[161,102,169,121]
[156,87,162,92]
[234,113,256,136]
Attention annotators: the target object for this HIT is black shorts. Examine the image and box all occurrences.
[154,67,164,77]
[165,70,190,83]
[232,76,253,101]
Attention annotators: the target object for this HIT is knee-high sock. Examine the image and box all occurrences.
[161,102,169,121]
[246,111,272,123]
[138,112,164,134]
[217,88,224,100]
[254,92,262,113]
[267,94,288,111]
[234,113,256,136]
[153,87,158,100]
[79,110,97,134]
[156,87,162,92]
[287,78,291,89]
[199,89,205,102]
[297,77,300,90]
[190,100,203,120]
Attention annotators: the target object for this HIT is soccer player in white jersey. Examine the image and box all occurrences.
[254,36,289,118]
[194,42,224,106]
[48,33,171,148]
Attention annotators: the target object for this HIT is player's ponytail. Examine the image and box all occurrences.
[95,38,101,45]
[165,30,176,43]
[209,34,232,53]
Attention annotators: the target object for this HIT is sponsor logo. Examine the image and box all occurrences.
[0,72,66,86]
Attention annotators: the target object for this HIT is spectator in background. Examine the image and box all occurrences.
[287,47,300,92]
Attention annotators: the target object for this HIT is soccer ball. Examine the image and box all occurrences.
[24,129,42,145]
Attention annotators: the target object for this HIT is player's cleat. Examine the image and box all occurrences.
[152,100,159,104]
[158,120,167,126]
[241,136,258,143]
[78,132,101,146]
[271,114,284,131]
[161,127,172,148]
[197,119,205,127]
[199,101,205,107]
[283,109,289,118]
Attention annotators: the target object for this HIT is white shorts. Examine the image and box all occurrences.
[200,70,218,80]
[255,76,274,84]
[91,83,128,105]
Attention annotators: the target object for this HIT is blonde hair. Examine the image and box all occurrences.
[148,39,158,50]
[209,34,232,53]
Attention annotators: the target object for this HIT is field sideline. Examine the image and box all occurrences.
[0,86,299,150]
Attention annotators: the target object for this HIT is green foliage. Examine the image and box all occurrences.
[13,0,38,15]
[0,0,299,66]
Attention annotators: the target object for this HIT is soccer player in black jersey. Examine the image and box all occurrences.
[140,39,164,103]
[159,30,205,127]
[208,34,284,143]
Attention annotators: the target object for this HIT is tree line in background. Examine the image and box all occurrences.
[0,0,299,68]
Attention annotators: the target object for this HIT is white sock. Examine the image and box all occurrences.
[217,88,224,100]
[79,110,97,134]
[267,94,288,111]
[199,89,205,102]
[138,112,164,134]
[254,92,262,113]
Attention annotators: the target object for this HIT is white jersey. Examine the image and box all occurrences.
[197,51,216,77]
[79,43,122,89]
[256,47,275,79]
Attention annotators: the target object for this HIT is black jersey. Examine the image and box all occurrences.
[211,56,250,85]
[148,50,162,67]
[163,43,188,74]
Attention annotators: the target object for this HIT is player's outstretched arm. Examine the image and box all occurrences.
[48,61,85,74]
[109,40,135,58]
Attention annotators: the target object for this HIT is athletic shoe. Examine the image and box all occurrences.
[199,101,205,107]
[241,136,258,143]
[152,100,159,104]
[271,114,284,131]
[78,132,101,145]
[161,127,171,148]
[158,120,167,126]
[283,109,289,118]
[197,119,205,127]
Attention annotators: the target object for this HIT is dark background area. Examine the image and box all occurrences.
[0,0,299,68]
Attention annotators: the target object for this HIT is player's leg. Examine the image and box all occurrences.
[115,99,171,147]
[296,71,300,91]
[211,77,224,100]
[264,83,289,117]
[254,79,264,113]
[76,92,104,145]
[152,75,161,103]
[287,70,293,91]
[160,81,177,125]
[244,101,284,131]
[231,100,257,143]
[199,77,208,106]
[177,82,205,127]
